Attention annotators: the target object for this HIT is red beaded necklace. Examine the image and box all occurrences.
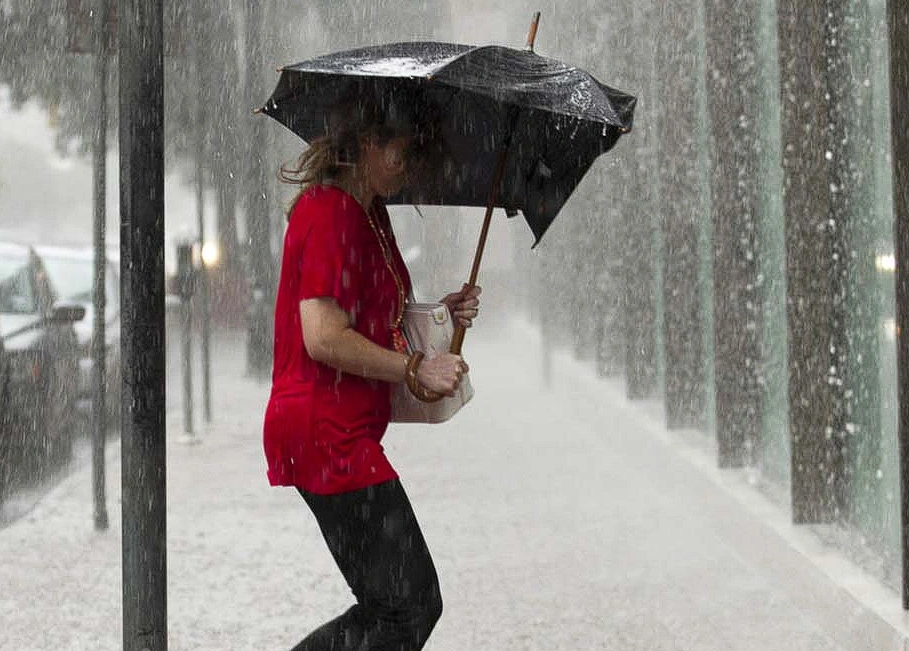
[364,206,409,354]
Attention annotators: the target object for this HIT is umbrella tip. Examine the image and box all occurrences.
[252,107,263,115]
[525,11,541,51]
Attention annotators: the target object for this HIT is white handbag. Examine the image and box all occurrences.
[391,302,474,423]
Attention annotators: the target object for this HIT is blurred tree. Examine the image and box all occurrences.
[617,2,659,401]
[703,0,764,467]
[777,0,847,522]
[0,2,265,273]
[165,0,246,289]
[654,0,706,429]
[243,0,273,376]
[829,0,886,548]
[886,0,909,607]
[0,0,96,155]
[206,0,244,283]
[584,0,635,379]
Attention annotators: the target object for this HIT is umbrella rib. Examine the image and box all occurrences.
[424,44,484,81]
[429,77,626,138]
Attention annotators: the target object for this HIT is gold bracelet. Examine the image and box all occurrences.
[405,351,444,403]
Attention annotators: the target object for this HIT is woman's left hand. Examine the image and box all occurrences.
[440,283,482,328]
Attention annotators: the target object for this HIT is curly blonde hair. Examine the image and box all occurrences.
[279,95,419,220]
[280,137,345,212]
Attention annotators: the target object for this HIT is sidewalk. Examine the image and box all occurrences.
[2,320,909,650]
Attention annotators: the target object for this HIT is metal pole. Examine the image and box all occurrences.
[887,0,909,611]
[175,241,197,443]
[90,0,109,532]
[195,16,212,423]
[182,289,194,435]
[119,0,167,648]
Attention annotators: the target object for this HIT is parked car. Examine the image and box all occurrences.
[0,241,84,484]
[35,245,121,423]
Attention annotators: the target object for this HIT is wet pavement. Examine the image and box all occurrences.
[1,318,908,650]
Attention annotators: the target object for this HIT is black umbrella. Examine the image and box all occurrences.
[258,15,636,352]
[261,39,634,240]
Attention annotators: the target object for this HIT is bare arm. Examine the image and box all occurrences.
[299,298,465,394]
[300,297,407,383]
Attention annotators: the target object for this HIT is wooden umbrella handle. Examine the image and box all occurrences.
[450,145,511,355]
[451,15,540,355]
[450,322,468,356]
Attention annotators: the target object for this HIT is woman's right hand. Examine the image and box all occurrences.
[415,353,469,397]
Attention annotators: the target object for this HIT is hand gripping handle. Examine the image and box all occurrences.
[405,352,445,403]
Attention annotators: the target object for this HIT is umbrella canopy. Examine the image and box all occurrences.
[261,41,636,244]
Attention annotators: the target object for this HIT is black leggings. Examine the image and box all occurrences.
[290,479,443,651]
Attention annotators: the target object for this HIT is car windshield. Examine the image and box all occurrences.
[40,256,94,302]
[0,253,37,313]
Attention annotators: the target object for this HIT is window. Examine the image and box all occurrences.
[39,256,93,303]
[0,254,37,313]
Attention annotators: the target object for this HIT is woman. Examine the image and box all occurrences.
[263,101,481,651]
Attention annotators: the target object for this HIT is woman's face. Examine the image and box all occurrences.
[361,136,411,199]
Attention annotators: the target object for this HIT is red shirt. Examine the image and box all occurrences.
[263,185,411,494]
